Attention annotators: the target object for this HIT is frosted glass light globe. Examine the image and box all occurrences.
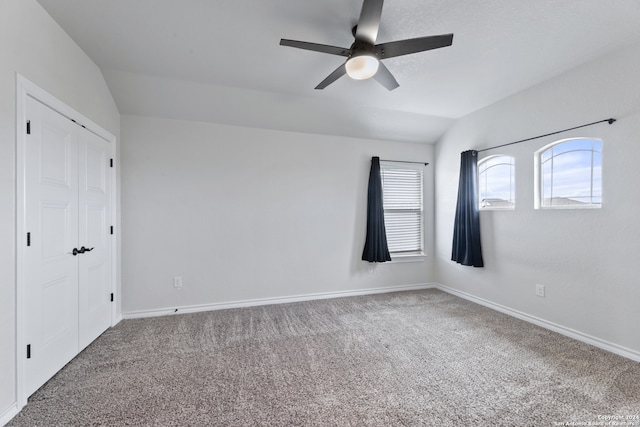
[345,55,379,80]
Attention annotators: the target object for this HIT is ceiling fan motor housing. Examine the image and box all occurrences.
[349,39,377,59]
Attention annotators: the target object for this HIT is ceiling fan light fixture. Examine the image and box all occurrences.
[345,55,379,80]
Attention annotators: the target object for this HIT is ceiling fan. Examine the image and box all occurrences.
[279,0,453,91]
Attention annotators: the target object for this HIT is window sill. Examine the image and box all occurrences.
[537,204,602,210]
[480,207,515,211]
[389,254,426,263]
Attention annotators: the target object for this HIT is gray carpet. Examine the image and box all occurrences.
[8,289,640,426]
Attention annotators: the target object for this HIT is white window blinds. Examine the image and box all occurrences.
[380,162,424,255]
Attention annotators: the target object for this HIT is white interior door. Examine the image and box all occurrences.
[23,96,113,397]
[78,127,112,350]
[24,96,80,397]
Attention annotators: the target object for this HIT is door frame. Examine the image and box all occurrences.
[15,74,118,408]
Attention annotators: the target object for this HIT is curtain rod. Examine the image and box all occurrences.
[381,159,429,166]
[477,118,616,153]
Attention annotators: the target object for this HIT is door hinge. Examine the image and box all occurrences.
[110,158,113,168]
[111,293,114,302]
[27,232,31,247]
[26,120,31,135]
[110,226,114,235]
[27,344,31,359]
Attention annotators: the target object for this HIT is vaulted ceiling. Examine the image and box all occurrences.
[37,0,640,143]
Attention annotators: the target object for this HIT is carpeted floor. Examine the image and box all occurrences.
[8,289,640,426]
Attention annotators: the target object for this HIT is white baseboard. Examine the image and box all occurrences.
[122,283,435,320]
[0,402,19,427]
[434,283,640,363]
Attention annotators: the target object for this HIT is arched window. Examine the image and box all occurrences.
[478,155,515,209]
[536,138,602,208]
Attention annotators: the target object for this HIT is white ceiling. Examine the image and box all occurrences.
[37,0,640,143]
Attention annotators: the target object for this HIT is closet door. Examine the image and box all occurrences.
[23,96,113,397]
[78,127,112,349]
[24,96,80,397]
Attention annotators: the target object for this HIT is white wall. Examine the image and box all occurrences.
[434,42,640,354]
[121,115,433,314]
[0,0,120,420]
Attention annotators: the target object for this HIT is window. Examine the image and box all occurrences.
[478,155,515,209]
[380,162,424,257]
[536,138,602,208]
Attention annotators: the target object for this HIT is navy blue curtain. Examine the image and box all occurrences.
[451,150,484,267]
[362,157,391,262]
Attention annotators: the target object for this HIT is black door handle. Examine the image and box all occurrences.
[70,247,95,255]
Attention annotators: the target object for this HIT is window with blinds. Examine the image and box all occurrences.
[380,162,424,256]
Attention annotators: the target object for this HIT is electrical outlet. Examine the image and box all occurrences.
[535,284,545,297]
[173,276,183,289]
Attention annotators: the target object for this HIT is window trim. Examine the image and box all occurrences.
[379,161,425,258]
[387,254,426,263]
[534,137,602,210]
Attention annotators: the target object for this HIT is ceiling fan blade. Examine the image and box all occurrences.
[375,34,453,59]
[315,62,347,90]
[280,39,351,57]
[373,62,399,91]
[355,0,384,44]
